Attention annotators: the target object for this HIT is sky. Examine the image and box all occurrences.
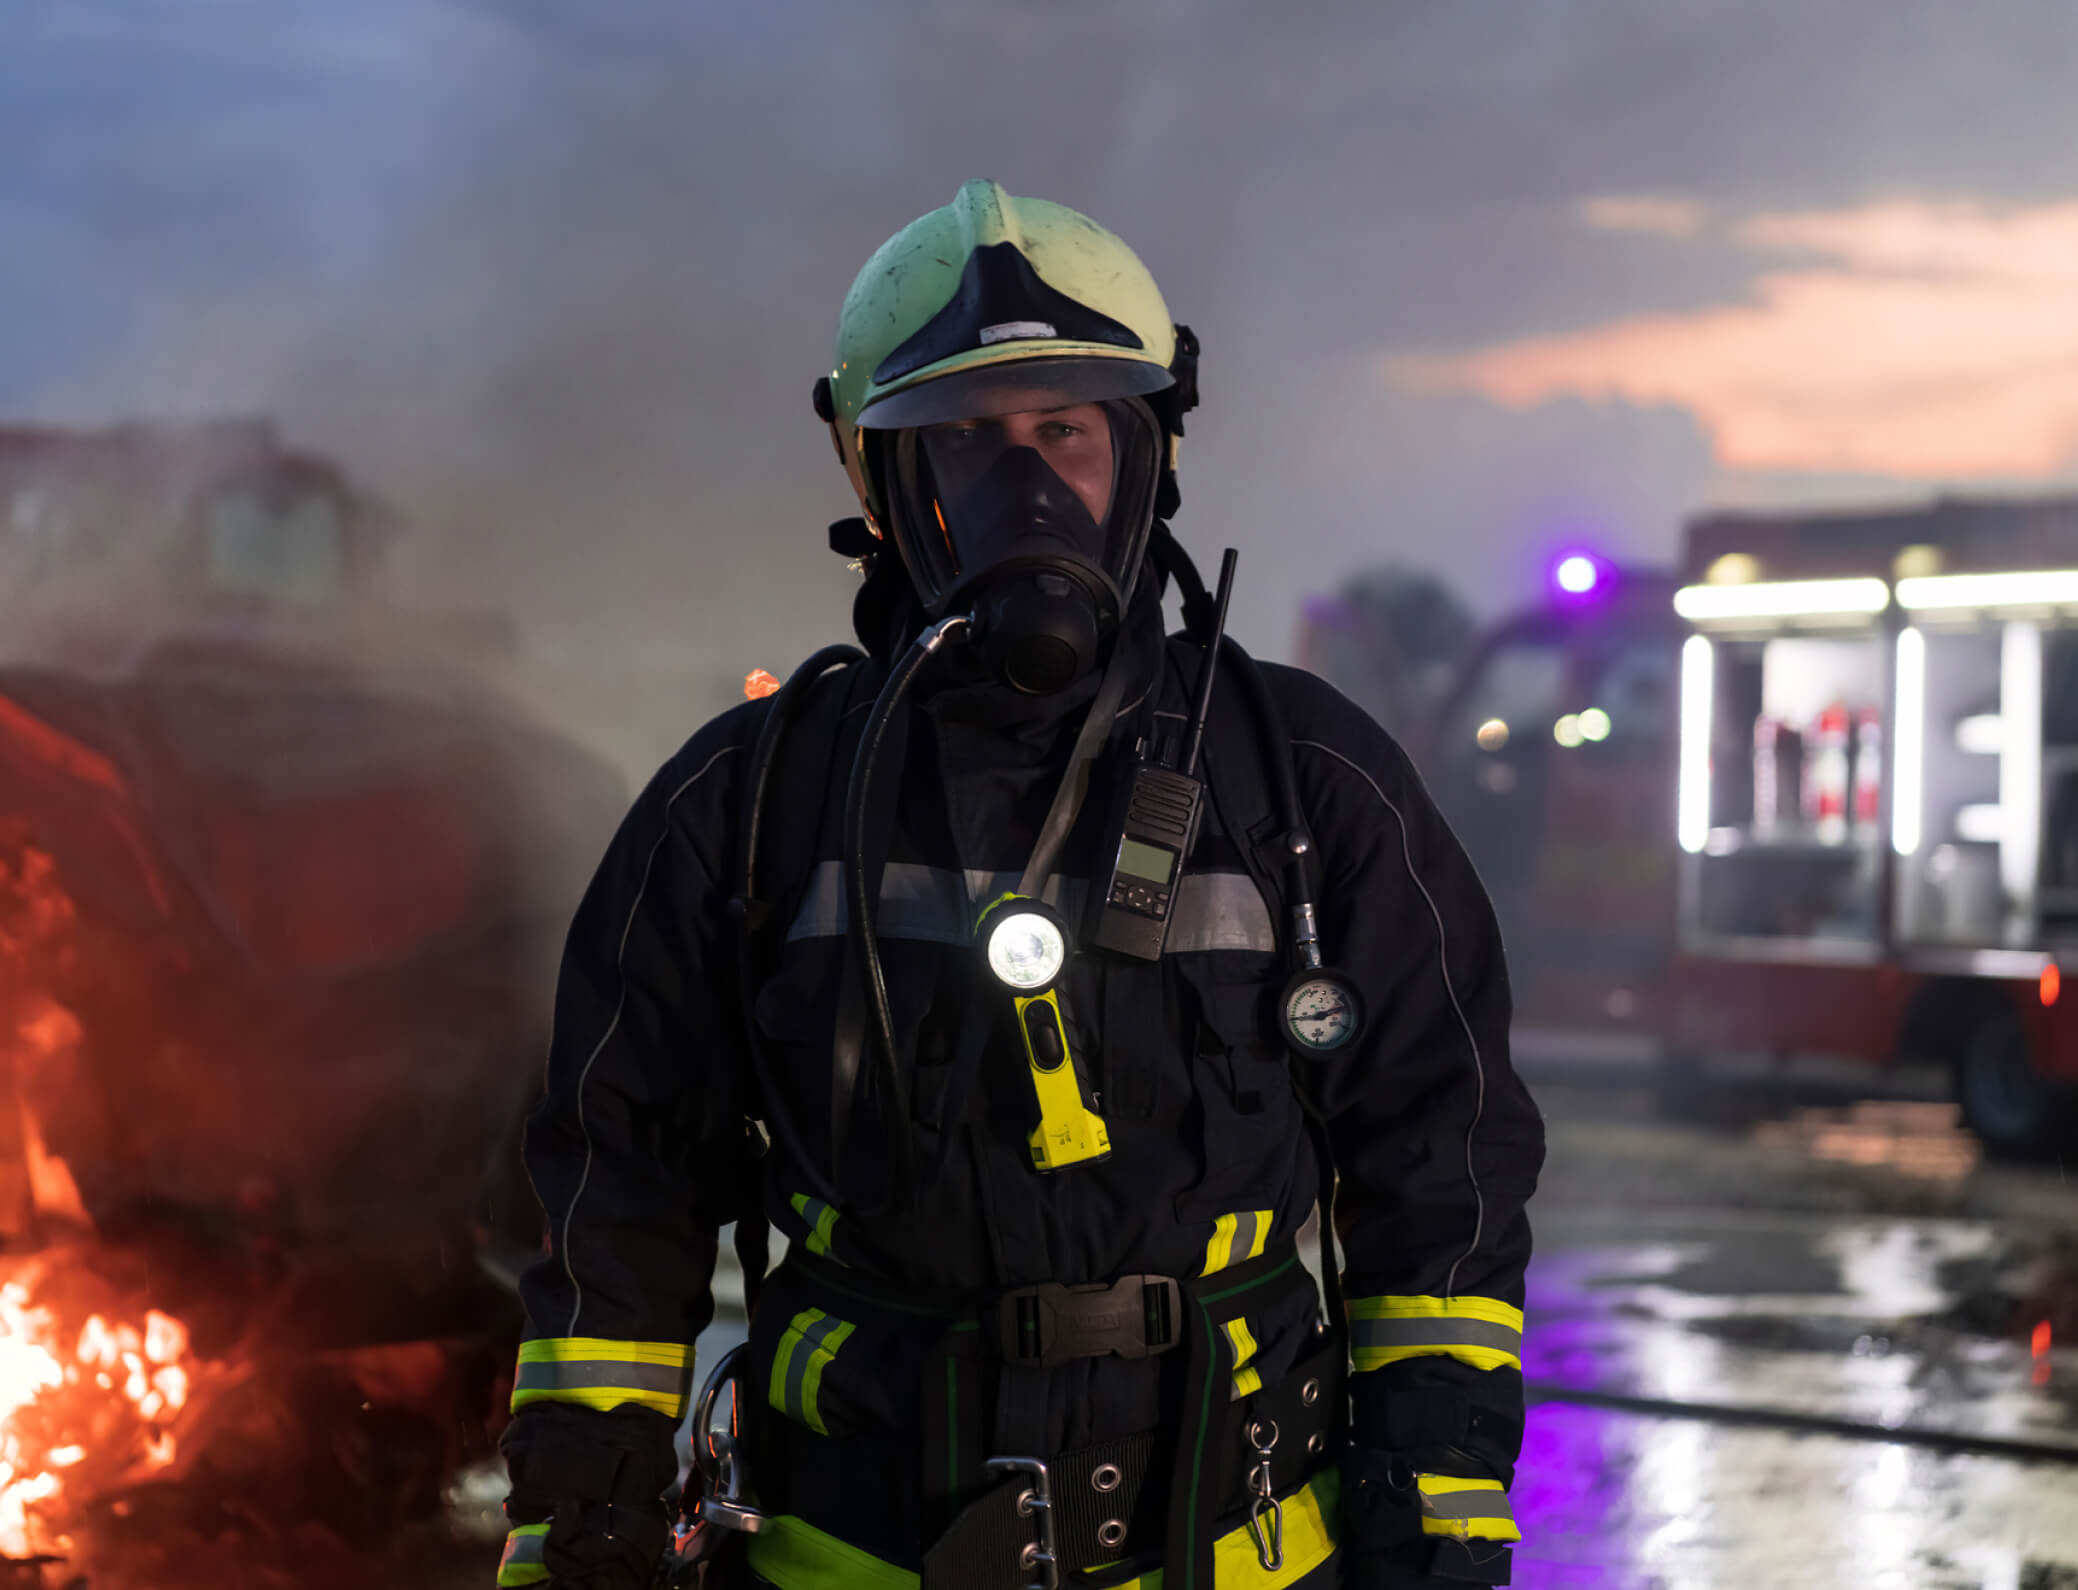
[7,0,2078,772]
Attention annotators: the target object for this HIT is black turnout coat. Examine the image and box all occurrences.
[499,586,1543,1590]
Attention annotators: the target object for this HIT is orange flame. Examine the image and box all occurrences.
[744,668,781,701]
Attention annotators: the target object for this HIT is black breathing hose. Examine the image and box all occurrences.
[842,612,972,1195]
[735,644,864,1211]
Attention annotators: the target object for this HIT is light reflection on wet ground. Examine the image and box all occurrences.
[1514,1401,2078,1589]
[1524,1066,2078,1586]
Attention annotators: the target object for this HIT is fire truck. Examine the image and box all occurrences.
[1312,504,2078,1158]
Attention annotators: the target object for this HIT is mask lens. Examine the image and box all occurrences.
[888,395,1161,612]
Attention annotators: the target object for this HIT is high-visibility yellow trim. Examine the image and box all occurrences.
[1416,1473,1520,1544]
[1225,1317,1262,1401]
[790,1192,842,1259]
[1345,1295,1524,1374]
[509,1337,695,1417]
[769,1309,855,1437]
[1202,1209,1272,1276]
[497,1524,550,1587]
[745,1471,1340,1590]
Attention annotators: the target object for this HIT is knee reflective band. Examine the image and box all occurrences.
[1345,1297,1523,1375]
[1201,1210,1272,1277]
[768,1309,855,1436]
[497,1524,549,1588]
[1416,1474,1520,1544]
[510,1337,696,1419]
[1223,1318,1262,1401]
[744,1469,1340,1590]
[790,1192,843,1260]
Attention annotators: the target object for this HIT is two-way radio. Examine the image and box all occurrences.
[1088,548,1238,961]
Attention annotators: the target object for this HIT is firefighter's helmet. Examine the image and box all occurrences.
[816,180,1197,613]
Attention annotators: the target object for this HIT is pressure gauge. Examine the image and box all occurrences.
[1280,969,1363,1056]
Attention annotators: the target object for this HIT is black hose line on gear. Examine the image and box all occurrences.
[1526,1383,2078,1466]
[842,613,971,1199]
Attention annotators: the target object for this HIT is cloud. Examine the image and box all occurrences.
[1393,198,2078,479]
[1580,195,1708,238]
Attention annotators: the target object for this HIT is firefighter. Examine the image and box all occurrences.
[497,180,1543,1590]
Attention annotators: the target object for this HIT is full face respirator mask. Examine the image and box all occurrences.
[868,375,1164,694]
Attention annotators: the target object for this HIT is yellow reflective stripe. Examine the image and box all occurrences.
[799,1319,855,1435]
[510,1337,694,1417]
[769,1309,854,1436]
[1417,1473,1520,1543]
[497,1524,550,1587]
[746,1470,1341,1590]
[1201,1209,1272,1276]
[1224,1317,1262,1401]
[746,1513,920,1590]
[1345,1295,1523,1374]
[789,1192,842,1259]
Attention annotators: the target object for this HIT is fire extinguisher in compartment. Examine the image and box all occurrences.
[1807,702,1852,843]
[1754,716,1783,835]
[1853,707,1883,831]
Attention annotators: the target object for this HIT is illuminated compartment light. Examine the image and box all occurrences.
[1954,714,2004,755]
[2001,621,2043,903]
[1673,578,1890,621]
[1578,707,1612,742]
[1555,554,1601,595]
[1955,803,2007,844]
[1476,718,1510,751]
[1897,569,2078,610]
[1678,636,1713,854]
[1893,628,1925,857]
[1554,714,1584,749]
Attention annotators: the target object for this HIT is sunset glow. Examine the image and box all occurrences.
[1393,198,2078,479]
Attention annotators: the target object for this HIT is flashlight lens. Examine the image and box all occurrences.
[986,911,1067,990]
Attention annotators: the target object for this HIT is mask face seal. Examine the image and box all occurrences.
[873,387,1163,694]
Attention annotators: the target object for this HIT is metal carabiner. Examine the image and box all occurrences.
[691,1343,769,1536]
[1246,1417,1284,1572]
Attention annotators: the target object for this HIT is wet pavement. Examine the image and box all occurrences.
[1517,1064,2078,1587]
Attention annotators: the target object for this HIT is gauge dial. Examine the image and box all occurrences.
[1282,972,1362,1054]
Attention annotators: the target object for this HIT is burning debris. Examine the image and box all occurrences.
[1,842,519,1588]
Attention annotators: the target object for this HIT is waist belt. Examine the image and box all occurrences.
[763,1240,1339,1590]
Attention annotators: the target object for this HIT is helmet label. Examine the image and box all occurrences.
[979,319,1057,345]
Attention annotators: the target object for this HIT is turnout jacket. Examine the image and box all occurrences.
[501,604,1544,1589]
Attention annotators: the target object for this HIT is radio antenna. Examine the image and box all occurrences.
[1181,548,1238,778]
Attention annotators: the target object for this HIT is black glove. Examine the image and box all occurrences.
[1340,1448,1513,1589]
[502,1403,681,1590]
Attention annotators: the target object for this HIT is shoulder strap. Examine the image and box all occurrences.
[731,643,865,1319]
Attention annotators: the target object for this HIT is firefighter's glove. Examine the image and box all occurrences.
[501,1403,679,1590]
[1339,1448,1512,1588]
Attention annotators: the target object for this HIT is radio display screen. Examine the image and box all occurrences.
[1116,837,1177,885]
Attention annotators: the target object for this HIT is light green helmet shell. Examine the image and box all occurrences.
[825,180,1179,530]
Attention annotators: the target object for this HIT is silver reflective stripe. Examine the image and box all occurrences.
[503,1530,546,1569]
[1424,1488,1517,1524]
[782,1311,851,1420]
[1166,872,1276,953]
[1350,1317,1523,1355]
[1230,1208,1264,1262]
[783,861,1273,953]
[512,1358,688,1397]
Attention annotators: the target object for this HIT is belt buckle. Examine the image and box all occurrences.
[999,1275,1183,1369]
[985,1455,1060,1590]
